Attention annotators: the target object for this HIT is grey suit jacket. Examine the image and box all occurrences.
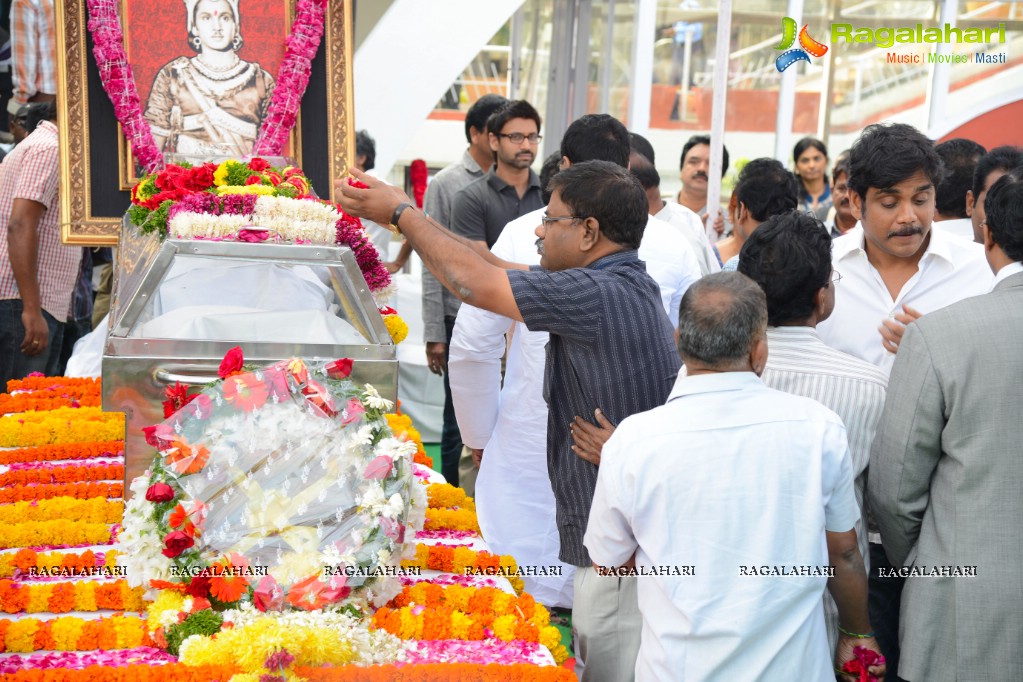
[868,270,1023,682]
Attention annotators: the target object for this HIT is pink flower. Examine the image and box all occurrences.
[341,397,365,426]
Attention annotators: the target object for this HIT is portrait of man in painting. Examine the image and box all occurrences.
[142,0,276,157]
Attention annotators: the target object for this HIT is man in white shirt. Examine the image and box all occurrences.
[932,137,985,241]
[584,272,883,681]
[816,123,993,375]
[447,114,700,673]
[628,146,718,275]
[815,121,992,680]
[738,210,888,655]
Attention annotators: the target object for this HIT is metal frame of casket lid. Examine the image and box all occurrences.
[102,223,397,492]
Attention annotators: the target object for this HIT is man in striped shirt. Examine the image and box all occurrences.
[0,101,80,384]
[7,0,55,125]
[737,210,888,656]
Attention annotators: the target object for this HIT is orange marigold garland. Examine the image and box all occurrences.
[402,543,525,594]
[385,412,432,468]
[0,441,124,465]
[0,463,124,486]
[4,377,101,393]
[0,614,154,654]
[0,579,146,614]
[0,549,121,579]
[0,481,124,504]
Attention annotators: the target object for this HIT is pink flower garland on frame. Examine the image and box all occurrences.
[253,0,329,156]
[85,0,163,173]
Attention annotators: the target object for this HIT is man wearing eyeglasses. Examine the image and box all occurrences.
[449,100,545,256]
[337,158,681,682]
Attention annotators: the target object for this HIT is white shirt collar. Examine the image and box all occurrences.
[668,371,762,401]
[993,261,1023,289]
[832,224,957,268]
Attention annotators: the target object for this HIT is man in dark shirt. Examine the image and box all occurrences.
[450,99,545,251]
[338,160,679,682]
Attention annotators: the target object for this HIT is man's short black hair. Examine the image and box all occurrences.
[355,130,376,171]
[680,134,729,176]
[548,160,648,249]
[630,132,656,165]
[733,158,798,222]
[738,210,832,326]
[984,166,1023,262]
[486,99,542,138]
[561,114,630,168]
[848,122,944,199]
[935,138,986,218]
[972,146,1023,199]
[464,94,509,143]
[24,101,58,133]
[630,159,661,191]
[540,151,563,205]
[833,156,850,181]
[677,272,767,368]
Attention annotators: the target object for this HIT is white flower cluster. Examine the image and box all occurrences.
[117,474,173,589]
[221,603,410,665]
[167,196,339,244]
[362,385,394,412]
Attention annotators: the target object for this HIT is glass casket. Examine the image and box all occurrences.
[102,218,397,488]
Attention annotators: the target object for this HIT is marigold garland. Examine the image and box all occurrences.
[371,585,568,664]
[0,579,146,614]
[0,497,123,525]
[0,463,123,486]
[0,549,120,579]
[402,544,524,594]
[423,508,480,533]
[0,482,124,504]
[0,393,101,415]
[426,483,474,511]
[294,664,577,681]
[0,407,124,447]
[0,521,115,550]
[0,614,154,653]
[0,441,124,465]
[5,377,101,394]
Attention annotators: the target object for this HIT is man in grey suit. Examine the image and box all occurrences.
[869,166,1023,681]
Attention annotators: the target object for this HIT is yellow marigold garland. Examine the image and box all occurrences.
[0,497,123,524]
[0,614,153,653]
[423,507,480,533]
[426,483,474,511]
[0,407,125,447]
[0,521,115,550]
[0,578,146,614]
[0,548,120,579]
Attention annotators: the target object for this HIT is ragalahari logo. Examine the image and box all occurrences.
[775,17,828,72]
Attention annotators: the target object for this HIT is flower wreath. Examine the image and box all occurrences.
[118,347,427,653]
[85,0,328,174]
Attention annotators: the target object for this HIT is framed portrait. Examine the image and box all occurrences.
[56,0,355,246]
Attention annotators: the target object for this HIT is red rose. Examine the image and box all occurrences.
[145,482,175,503]
[218,346,245,379]
[247,157,271,172]
[187,164,216,190]
[142,423,174,448]
[161,530,194,558]
[244,174,264,186]
[186,575,212,598]
[155,165,187,191]
[325,358,353,379]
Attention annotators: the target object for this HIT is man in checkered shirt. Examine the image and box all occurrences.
[0,101,80,384]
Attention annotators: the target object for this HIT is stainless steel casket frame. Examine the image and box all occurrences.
[103,219,398,489]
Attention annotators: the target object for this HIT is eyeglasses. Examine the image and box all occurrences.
[830,270,843,285]
[498,132,542,144]
[540,215,584,227]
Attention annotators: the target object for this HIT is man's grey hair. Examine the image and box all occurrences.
[677,272,768,368]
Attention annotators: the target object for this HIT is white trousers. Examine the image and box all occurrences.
[572,568,641,682]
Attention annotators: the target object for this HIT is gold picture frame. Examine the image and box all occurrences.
[56,0,355,246]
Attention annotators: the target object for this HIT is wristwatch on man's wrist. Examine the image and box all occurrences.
[389,202,413,234]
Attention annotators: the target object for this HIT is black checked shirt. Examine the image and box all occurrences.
[508,251,681,566]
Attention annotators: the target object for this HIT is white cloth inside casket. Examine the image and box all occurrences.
[136,260,366,344]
